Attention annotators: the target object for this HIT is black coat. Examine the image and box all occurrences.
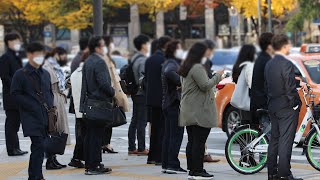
[145,50,165,107]
[0,49,23,110]
[162,58,181,109]
[250,51,271,112]
[265,54,301,113]
[80,53,115,112]
[11,63,54,137]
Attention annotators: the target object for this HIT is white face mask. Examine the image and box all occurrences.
[201,57,207,64]
[110,43,115,51]
[175,49,184,60]
[102,46,108,55]
[33,56,44,65]
[146,44,151,57]
[13,43,21,52]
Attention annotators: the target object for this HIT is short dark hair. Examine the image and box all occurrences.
[26,42,45,53]
[4,33,20,47]
[134,35,150,51]
[112,50,121,56]
[151,39,159,55]
[272,34,289,51]
[157,36,171,50]
[203,39,216,50]
[165,40,180,59]
[79,37,89,51]
[259,32,274,51]
[88,36,104,54]
[45,47,67,59]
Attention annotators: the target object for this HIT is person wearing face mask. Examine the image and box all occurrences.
[179,42,223,179]
[265,34,302,180]
[161,40,186,174]
[127,34,150,156]
[79,36,115,175]
[203,40,215,78]
[0,33,28,157]
[11,42,54,180]
[202,39,221,163]
[43,47,70,170]
[250,33,274,141]
[101,36,129,154]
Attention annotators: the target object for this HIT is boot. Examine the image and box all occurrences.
[53,155,67,168]
[46,156,62,170]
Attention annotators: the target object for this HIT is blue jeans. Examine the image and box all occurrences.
[162,101,184,169]
[128,95,147,151]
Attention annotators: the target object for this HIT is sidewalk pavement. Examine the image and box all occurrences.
[0,142,320,180]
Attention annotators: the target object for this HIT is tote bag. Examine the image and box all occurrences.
[230,65,250,111]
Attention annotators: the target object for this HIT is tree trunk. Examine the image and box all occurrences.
[156,11,165,38]
[129,4,141,52]
[205,0,215,40]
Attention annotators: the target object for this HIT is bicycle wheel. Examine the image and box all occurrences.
[225,127,268,174]
[306,129,320,171]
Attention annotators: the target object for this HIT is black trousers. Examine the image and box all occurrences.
[72,118,86,161]
[128,95,147,151]
[84,122,105,169]
[103,127,112,146]
[147,107,164,163]
[186,125,211,172]
[5,109,21,153]
[267,108,299,177]
[162,102,184,169]
[28,136,45,180]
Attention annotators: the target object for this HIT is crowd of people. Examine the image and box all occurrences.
[0,31,302,180]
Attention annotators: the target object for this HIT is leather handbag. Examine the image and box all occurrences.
[84,98,114,125]
[112,106,127,127]
[44,132,68,155]
[230,65,251,111]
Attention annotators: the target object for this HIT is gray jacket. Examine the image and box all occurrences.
[131,52,147,95]
[179,64,222,128]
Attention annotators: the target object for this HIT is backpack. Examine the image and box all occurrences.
[120,54,144,95]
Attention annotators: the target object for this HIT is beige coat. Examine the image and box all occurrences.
[43,61,71,144]
[104,56,130,112]
[179,64,222,128]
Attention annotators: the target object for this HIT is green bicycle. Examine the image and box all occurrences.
[225,84,320,174]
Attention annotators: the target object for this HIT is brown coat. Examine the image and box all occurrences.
[43,60,71,144]
[104,56,130,112]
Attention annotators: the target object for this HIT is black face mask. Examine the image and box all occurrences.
[58,58,68,67]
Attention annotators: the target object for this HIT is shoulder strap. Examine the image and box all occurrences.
[131,54,144,66]
[21,68,50,111]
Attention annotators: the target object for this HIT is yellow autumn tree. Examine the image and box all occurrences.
[232,0,297,18]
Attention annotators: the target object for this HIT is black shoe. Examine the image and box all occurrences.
[280,175,303,180]
[165,167,187,174]
[102,146,118,154]
[46,157,62,170]
[53,156,67,168]
[85,166,112,175]
[8,149,28,156]
[68,159,85,168]
[190,169,214,180]
[147,161,156,165]
[268,174,279,180]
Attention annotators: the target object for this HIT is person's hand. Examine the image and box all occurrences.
[176,86,181,90]
[216,69,225,76]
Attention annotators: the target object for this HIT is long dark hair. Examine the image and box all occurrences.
[165,40,180,59]
[179,42,208,77]
[232,44,256,83]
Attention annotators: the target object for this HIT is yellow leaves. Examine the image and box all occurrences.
[232,0,297,18]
